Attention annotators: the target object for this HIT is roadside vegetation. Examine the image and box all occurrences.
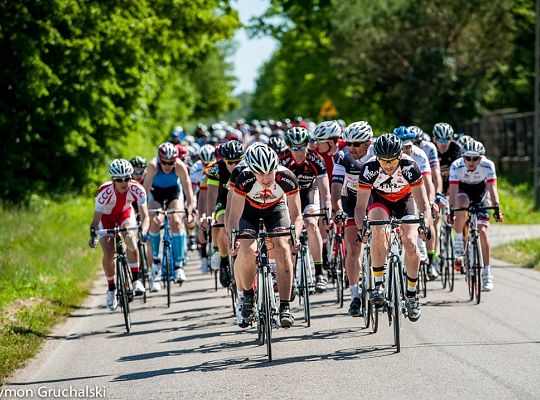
[497,176,540,224]
[493,239,540,270]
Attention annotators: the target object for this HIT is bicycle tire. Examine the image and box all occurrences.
[448,228,455,292]
[163,245,172,308]
[418,261,427,298]
[361,247,371,329]
[474,238,482,304]
[392,260,401,353]
[214,270,218,292]
[440,225,448,289]
[301,247,311,327]
[139,241,149,303]
[466,239,475,301]
[117,257,131,333]
[337,240,345,308]
[263,267,273,362]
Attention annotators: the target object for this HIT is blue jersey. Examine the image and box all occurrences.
[152,158,181,190]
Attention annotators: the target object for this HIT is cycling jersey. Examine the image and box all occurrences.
[358,154,423,202]
[95,181,146,228]
[314,139,347,180]
[407,145,431,176]
[332,146,374,197]
[152,159,181,189]
[438,142,461,193]
[190,160,207,190]
[420,141,440,169]
[232,165,299,210]
[207,160,232,214]
[279,149,327,190]
[449,156,497,204]
[150,158,183,206]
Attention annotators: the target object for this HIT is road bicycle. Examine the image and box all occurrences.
[149,203,185,308]
[438,196,455,291]
[360,217,376,332]
[366,214,429,353]
[93,226,138,333]
[232,221,296,362]
[210,221,225,292]
[136,229,151,303]
[452,204,498,304]
[327,212,347,308]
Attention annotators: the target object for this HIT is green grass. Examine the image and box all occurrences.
[493,239,540,270]
[497,176,540,224]
[0,196,100,385]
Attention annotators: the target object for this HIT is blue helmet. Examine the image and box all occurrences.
[393,126,416,145]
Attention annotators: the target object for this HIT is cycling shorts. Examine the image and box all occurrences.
[300,186,320,213]
[368,191,416,220]
[457,192,490,225]
[341,195,358,228]
[150,186,184,207]
[215,201,226,220]
[97,212,137,239]
[239,201,291,233]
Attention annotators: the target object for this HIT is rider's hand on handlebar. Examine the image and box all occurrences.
[494,209,504,223]
[446,210,455,226]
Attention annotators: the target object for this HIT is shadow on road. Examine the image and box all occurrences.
[9,374,110,386]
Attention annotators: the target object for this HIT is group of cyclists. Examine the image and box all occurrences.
[88,117,503,328]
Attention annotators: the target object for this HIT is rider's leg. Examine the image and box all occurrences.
[453,194,470,258]
[305,213,324,281]
[368,206,390,287]
[273,236,294,303]
[216,213,231,287]
[344,224,362,295]
[169,199,186,268]
[148,200,163,261]
[234,239,257,292]
[100,236,116,289]
[401,222,420,297]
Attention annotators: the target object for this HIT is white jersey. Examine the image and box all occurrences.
[95,181,146,215]
[190,160,206,186]
[408,145,431,176]
[449,156,497,202]
[333,145,374,196]
[420,141,440,169]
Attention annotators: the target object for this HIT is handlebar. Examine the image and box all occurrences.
[148,208,186,215]
[94,226,140,236]
[363,214,431,240]
[303,207,330,224]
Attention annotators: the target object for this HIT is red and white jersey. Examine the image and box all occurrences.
[95,181,146,227]
[408,145,431,176]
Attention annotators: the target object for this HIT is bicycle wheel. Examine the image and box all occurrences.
[447,228,455,292]
[391,260,401,353]
[262,267,273,361]
[465,239,475,301]
[300,248,311,327]
[337,240,345,308]
[473,238,482,304]
[361,247,372,329]
[418,261,427,298]
[256,270,264,345]
[138,241,149,303]
[117,257,131,333]
[229,256,237,317]
[163,245,172,308]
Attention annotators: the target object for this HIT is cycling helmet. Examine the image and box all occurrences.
[408,126,425,143]
[432,122,454,140]
[313,120,341,141]
[453,131,464,141]
[198,144,215,164]
[109,159,134,178]
[220,140,244,160]
[158,142,177,159]
[170,126,185,140]
[461,140,485,157]
[343,121,373,142]
[373,133,403,159]
[129,156,147,168]
[393,125,416,145]
[268,136,288,155]
[457,135,474,147]
[284,127,310,145]
[245,144,278,174]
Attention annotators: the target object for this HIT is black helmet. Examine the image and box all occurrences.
[374,133,403,159]
[129,156,147,168]
[220,140,244,160]
[268,136,288,155]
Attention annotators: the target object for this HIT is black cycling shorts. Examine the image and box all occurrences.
[368,191,416,219]
[239,201,291,233]
[150,186,181,207]
[300,186,318,212]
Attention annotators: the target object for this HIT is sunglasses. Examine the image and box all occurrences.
[290,145,307,151]
[346,141,366,148]
[464,156,480,162]
[436,138,450,143]
[377,157,399,165]
[160,159,175,166]
[113,177,130,183]
[132,171,144,176]
[225,159,241,166]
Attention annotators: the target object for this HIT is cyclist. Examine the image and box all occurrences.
[144,142,195,289]
[354,134,432,322]
[89,159,150,310]
[227,145,303,329]
[433,122,461,196]
[268,136,290,157]
[206,140,244,287]
[448,140,503,291]
[331,121,374,316]
[191,144,215,273]
[281,127,332,292]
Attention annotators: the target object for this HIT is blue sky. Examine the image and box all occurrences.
[232,0,277,94]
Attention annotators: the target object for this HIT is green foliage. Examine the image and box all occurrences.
[497,176,540,224]
[249,0,533,130]
[493,239,540,270]
[0,197,101,383]
[0,0,240,202]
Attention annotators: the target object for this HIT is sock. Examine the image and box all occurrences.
[350,283,359,299]
[484,265,491,276]
[406,275,418,298]
[172,233,184,266]
[243,288,254,297]
[322,245,329,269]
[179,232,186,261]
[106,275,115,291]
[149,232,161,259]
[314,259,323,276]
[213,246,219,254]
[280,300,289,311]
[456,232,463,241]
[129,262,139,281]
[373,266,385,285]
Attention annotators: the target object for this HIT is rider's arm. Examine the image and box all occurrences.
[316,174,332,210]
[143,162,157,198]
[331,182,343,212]
[486,181,500,206]
[228,191,245,232]
[175,160,195,213]
[432,166,443,194]
[286,191,304,239]
[197,187,207,219]
[411,181,433,226]
[89,210,102,233]
[354,188,371,228]
[224,189,234,232]
[138,203,150,234]
[206,182,219,218]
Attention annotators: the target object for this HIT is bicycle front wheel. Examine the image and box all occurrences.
[300,248,311,327]
[391,260,401,353]
[418,261,427,298]
[337,240,345,308]
[163,246,172,308]
[465,240,475,301]
[361,247,372,329]
[117,257,131,333]
[262,268,273,362]
[439,225,448,289]
[473,239,482,304]
[447,228,455,292]
[139,241,149,303]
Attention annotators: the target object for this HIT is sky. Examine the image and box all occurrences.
[231,0,277,94]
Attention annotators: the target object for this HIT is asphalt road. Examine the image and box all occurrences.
[5,225,540,400]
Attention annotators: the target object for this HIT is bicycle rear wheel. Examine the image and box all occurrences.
[262,267,273,362]
[139,241,149,303]
[117,257,131,333]
[473,239,482,304]
[447,228,455,292]
[336,240,345,308]
[163,246,172,308]
[418,261,427,298]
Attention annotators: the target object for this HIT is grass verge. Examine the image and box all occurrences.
[493,239,540,270]
[0,196,100,385]
[497,176,540,224]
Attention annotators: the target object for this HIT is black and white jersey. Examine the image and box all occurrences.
[332,146,374,196]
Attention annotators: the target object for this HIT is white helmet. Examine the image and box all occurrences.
[343,121,373,142]
[158,142,177,159]
[462,140,485,157]
[109,159,133,178]
[245,144,278,174]
[433,122,454,140]
[457,135,474,147]
[313,120,341,140]
[199,144,215,164]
